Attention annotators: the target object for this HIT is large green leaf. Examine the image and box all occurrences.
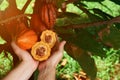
[65,43,97,80]
[59,28,106,57]
[57,12,80,18]
[75,29,106,56]
[102,26,120,49]
[86,10,105,22]
[110,0,120,5]
[115,23,120,29]
[92,8,113,20]
[77,52,97,80]
[75,4,104,22]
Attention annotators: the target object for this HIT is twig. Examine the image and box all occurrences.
[64,16,120,29]
[21,0,31,13]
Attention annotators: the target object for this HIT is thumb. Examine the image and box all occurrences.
[48,41,66,67]
[11,41,28,60]
[11,41,22,59]
[58,41,66,52]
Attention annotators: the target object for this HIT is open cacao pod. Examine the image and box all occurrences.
[31,41,51,61]
[16,29,38,50]
[40,30,57,48]
[40,3,57,29]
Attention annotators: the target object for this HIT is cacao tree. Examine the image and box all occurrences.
[0,0,120,79]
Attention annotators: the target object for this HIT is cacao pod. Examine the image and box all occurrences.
[40,30,57,48]
[31,41,51,61]
[40,3,57,29]
[16,29,38,50]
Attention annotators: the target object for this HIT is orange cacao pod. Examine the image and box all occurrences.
[40,3,57,29]
[16,29,38,50]
[31,41,51,61]
[40,30,57,48]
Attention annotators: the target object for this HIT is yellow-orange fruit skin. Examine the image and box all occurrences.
[16,30,38,50]
[40,30,57,48]
[31,41,51,61]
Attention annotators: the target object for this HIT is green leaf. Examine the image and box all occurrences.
[56,13,90,27]
[0,50,5,58]
[0,0,8,10]
[87,12,103,22]
[7,52,13,62]
[102,26,120,49]
[110,0,120,5]
[0,36,6,45]
[0,51,13,78]
[75,29,106,56]
[60,29,106,57]
[92,8,113,20]
[77,52,97,80]
[57,12,80,18]
[115,23,120,29]
[65,43,97,79]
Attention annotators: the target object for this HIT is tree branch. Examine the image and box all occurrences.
[7,0,17,8]
[0,14,27,24]
[21,0,31,13]
[64,16,120,29]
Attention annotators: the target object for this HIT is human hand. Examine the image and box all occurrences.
[2,41,39,80]
[11,41,39,68]
[37,41,66,80]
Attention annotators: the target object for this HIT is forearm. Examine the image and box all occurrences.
[2,61,36,80]
[37,67,56,80]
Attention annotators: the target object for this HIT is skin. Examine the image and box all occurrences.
[38,41,66,80]
[2,41,66,80]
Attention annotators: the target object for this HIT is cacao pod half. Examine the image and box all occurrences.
[40,30,57,48]
[31,41,51,61]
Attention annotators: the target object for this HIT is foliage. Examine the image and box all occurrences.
[0,0,120,79]
[0,51,13,78]
[93,48,120,80]
[56,49,120,80]
[0,36,6,44]
[56,52,81,80]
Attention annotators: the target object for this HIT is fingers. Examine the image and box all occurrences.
[11,41,23,59]
[48,41,66,67]
[38,41,66,70]
[11,41,28,61]
[11,41,22,53]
